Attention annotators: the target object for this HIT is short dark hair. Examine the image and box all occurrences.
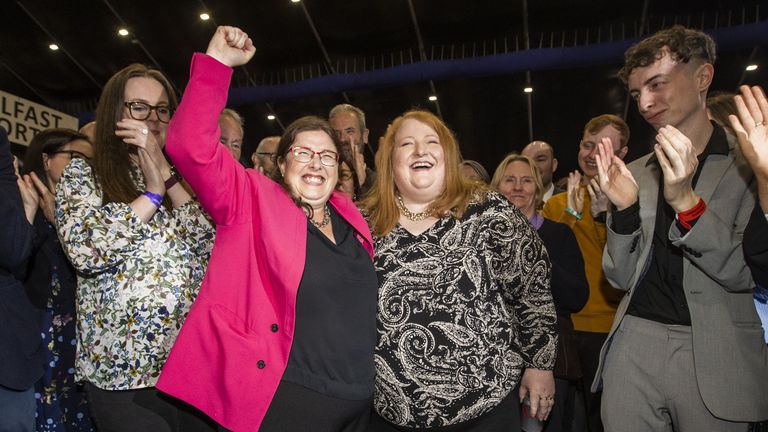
[273,116,350,216]
[23,128,90,183]
[618,25,716,84]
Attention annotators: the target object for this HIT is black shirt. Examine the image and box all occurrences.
[282,206,378,400]
[615,124,730,325]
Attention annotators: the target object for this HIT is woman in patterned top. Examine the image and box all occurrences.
[55,64,216,431]
[362,110,557,431]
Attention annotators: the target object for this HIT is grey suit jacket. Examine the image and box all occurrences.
[593,134,768,422]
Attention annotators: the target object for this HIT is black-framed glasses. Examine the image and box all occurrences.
[288,146,339,167]
[124,101,174,123]
[49,150,91,161]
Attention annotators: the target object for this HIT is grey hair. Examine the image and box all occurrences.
[220,108,245,135]
[461,160,491,184]
[328,103,367,131]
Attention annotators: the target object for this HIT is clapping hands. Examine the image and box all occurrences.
[595,137,638,211]
[653,126,700,213]
[730,85,768,180]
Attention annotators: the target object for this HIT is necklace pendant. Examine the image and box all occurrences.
[310,206,331,228]
[396,194,433,222]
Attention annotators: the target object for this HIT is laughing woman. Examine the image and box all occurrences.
[157,27,378,432]
[361,110,557,431]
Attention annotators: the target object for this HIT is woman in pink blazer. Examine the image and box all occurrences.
[157,27,378,432]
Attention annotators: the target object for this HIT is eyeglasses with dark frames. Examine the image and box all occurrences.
[288,146,339,167]
[124,101,174,123]
[49,150,91,162]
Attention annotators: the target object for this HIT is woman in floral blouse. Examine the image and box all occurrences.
[55,64,216,431]
[361,110,558,431]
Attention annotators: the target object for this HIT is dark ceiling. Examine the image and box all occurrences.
[1,0,767,177]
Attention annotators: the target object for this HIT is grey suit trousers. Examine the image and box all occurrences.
[601,315,749,432]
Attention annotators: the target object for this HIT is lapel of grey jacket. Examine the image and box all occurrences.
[682,143,734,274]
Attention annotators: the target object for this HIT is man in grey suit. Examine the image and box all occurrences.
[591,26,768,431]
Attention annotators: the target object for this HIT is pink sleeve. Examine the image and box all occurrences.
[165,52,250,225]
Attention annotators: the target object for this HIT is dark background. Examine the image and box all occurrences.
[1,0,766,179]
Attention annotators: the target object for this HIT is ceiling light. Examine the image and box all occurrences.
[428,95,437,101]
[199,13,210,21]
[746,64,758,71]
[291,0,301,3]
[267,114,276,120]
[48,43,59,51]
[523,86,533,93]
[118,28,129,37]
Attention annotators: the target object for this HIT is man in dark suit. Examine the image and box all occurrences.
[0,126,43,432]
[593,27,768,431]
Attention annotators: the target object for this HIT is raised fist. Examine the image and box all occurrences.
[206,26,256,68]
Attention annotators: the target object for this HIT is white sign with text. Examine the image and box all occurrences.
[0,89,79,146]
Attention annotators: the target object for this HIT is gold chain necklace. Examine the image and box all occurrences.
[310,206,331,228]
[396,194,433,221]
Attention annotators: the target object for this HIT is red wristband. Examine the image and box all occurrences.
[677,198,706,231]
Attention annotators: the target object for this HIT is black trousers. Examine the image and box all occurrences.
[85,383,217,432]
[257,380,372,432]
[370,389,521,432]
[574,330,608,432]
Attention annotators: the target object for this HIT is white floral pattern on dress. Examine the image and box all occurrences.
[55,159,214,390]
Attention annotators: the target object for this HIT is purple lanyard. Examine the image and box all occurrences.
[530,212,544,230]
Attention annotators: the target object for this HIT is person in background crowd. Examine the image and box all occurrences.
[730,85,768,347]
[329,103,376,194]
[55,63,216,431]
[492,153,589,432]
[79,121,96,142]
[219,108,244,162]
[336,139,362,200]
[594,26,767,431]
[706,91,737,136]
[251,135,280,177]
[0,126,42,432]
[460,159,490,183]
[542,114,630,432]
[362,110,556,431]
[21,128,95,431]
[707,89,768,347]
[157,27,378,432]
[522,140,563,202]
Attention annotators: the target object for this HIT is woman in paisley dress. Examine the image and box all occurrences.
[20,129,95,431]
[55,64,216,431]
[361,110,558,431]
[492,153,589,432]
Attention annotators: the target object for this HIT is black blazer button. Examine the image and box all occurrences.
[271,324,278,332]
[257,360,266,369]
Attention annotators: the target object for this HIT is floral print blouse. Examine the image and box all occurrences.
[373,192,557,428]
[55,159,214,390]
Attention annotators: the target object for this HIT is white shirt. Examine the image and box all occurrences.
[542,183,556,203]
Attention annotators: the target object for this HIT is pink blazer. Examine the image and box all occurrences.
[157,53,374,432]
